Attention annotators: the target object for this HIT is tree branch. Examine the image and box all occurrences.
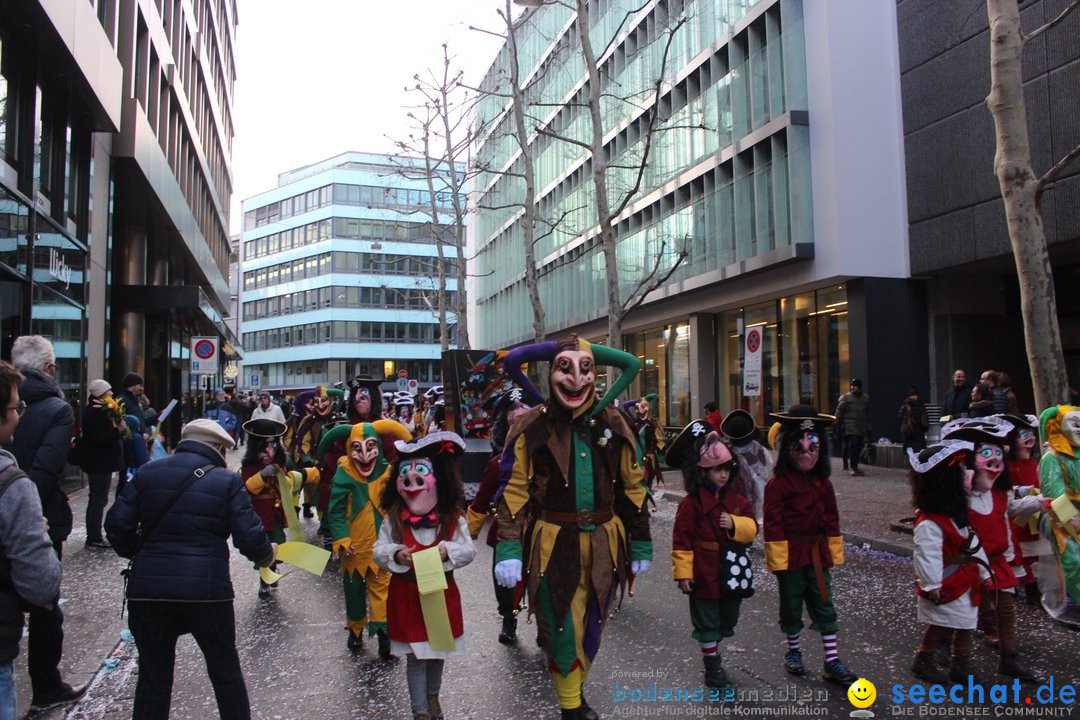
[1024,0,1080,44]
[1036,142,1080,202]
[620,241,688,315]
[535,125,591,150]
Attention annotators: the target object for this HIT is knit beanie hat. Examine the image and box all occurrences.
[121,372,144,389]
[88,379,111,398]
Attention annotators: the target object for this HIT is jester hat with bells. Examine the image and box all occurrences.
[1040,405,1080,458]
[317,420,412,483]
[293,385,345,418]
[503,334,641,419]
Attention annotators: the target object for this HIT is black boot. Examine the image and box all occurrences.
[1024,583,1042,608]
[498,616,518,644]
[999,650,1040,682]
[948,655,987,686]
[347,630,363,652]
[377,629,392,659]
[703,654,730,688]
[578,691,599,720]
[911,650,949,684]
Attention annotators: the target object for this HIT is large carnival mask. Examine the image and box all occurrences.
[397,458,437,515]
[312,394,332,416]
[349,435,382,478]
[1063,411,1080,449]
[973,442,1004,491]
[1016,428,1037,460]
[636,399,650,421]
[258,440,278,468]
[789,430,821,473]
[550,349,595,412]
[353,387,372,416]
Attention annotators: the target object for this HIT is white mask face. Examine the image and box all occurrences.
[1063,411,1080,449]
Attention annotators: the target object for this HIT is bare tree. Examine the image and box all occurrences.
[985,0,1080,409]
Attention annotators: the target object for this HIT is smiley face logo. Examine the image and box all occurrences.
[847,678,876,709]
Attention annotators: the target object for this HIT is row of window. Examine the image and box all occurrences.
[242,251,458,291]
[243,182,453,230]
[242,285,459,320]
[243,320,454,351]
[243,217,453,260]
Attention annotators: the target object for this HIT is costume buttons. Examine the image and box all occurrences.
[580,452,587,458]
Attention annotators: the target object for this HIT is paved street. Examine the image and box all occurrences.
[16,454,1080,719]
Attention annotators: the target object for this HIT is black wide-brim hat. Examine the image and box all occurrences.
[665,419,713,469]
[998,413,1038,430]
[768,404,836,432]
[941,416,1013,443]
[243,418,287,439]
[720,409,757,444]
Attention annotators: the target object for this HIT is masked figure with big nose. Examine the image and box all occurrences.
[1038,406,1080,630]
[318,419,411,657]
[492,335,651,720]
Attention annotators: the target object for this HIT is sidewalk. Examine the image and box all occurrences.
[658,456,916,557]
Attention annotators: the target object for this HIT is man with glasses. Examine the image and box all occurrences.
[7,336,87,712]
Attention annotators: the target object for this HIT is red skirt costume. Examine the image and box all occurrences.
[387,519,465,645]
[967,489,1018,590]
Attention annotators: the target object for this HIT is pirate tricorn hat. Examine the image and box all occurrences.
[768,404,836,433]
[243,418,287,439]
[665,418,712,469]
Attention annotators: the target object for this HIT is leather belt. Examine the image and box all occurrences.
[788,533,829,602]
[695,540,721,552]
[541,508,614,526]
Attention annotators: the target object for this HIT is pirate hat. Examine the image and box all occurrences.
[768,404,836,432]
[720,409,757,445]
[394,430,466,460]
[908,439,974,474]
[998,413,1038,430]
[941,416,1013,444]
[243,418,287,439]
[665,418,712,469]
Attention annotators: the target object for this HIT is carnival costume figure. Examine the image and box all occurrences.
[1001,414,1045,607]
[1037,405,1080,628]
[942,416,1042,681]
[623,394,665,489]
[763,405,858,685]
[908,439,990,684]
[668,424,757,690]
[241,418,320,597]
[493,335,652,720]
[720,409,773,523]
[373,432,476,720]
[318,418,411,656]
[286,385,343,518]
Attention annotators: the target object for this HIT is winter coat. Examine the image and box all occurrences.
[672,484,757,598]
[763,468,844,573]
[942,385,972,418]
[8,369,75,544]
[835,392,871,437]
[0,450,63,663]
[898,399,929,439]
[80,402,125,474]
[105,439,274,601]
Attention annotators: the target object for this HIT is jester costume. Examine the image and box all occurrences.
[319,419,411,654]
[1037,405,1080,628]
[494,336,652,720]
[624,394,665,489]
[287,385,344,518]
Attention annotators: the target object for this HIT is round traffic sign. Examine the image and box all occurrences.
[746,328,761,353]
[194,339,216,359]
[397,369,408,379]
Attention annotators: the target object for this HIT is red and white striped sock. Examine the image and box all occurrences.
[700,641,718,656]
[822,632,839,663]
[786,634,800,652]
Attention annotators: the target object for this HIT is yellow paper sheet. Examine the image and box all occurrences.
[412,547,448,594]
[277,471,306,543]
[1051,494,1080,544]
[259,566,282,584]
[276,540,331,576]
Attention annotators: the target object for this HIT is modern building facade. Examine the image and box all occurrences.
[0,0,240,427]
[473,0,914,435]
[240,152,459,392]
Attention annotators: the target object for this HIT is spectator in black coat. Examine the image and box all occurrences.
[941,369,971,419]
[5,340,86,712]
[897,386,929,453]
[105,419,276,719]
[81,380,125,549]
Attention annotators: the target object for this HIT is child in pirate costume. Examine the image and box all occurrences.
[941,417,1043,681]
[908,439,990,684]
[318,418,412,656]
[286,385,344,518]
[373,432,476,720]
[668,424,757,689]
[763,405,858,685]
[240,417,321,597]
[467,387,532,645]
[493,335,652,720]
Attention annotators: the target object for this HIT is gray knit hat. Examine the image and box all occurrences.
[88,379,111,398]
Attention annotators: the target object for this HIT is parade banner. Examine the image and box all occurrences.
[440,349,513,439]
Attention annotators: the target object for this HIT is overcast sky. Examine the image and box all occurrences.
[230,0,508,232]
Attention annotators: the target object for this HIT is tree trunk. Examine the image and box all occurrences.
[985,0,1069,409]
[506,0,547,344]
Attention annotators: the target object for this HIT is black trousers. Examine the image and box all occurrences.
[127,600,250,720]
[27,540,63,698]
[843,435,864,470]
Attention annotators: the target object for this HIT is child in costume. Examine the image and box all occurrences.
[1001,414,1045,607]
[763,405,858,685]
[467,387,532,645]
[240,418,320,597]
[941,417,1042,681]
[720,409,773,523]
[669,426,757,689]
[1036,405,1080,627]
[493,335,652,720]
[908,439,989,684]
[373,432,475,720]
[319,419,411,656]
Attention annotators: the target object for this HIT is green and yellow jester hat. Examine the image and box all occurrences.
[317,419,411,480]
[503,334,641,420]
[1040,405,1080,458]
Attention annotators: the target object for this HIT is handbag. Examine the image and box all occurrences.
[698,494,755,599]
[119,462,216,615]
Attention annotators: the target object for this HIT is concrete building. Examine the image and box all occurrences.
[0,0,240,429]
[240,152,459,392]
[473,0,914,435]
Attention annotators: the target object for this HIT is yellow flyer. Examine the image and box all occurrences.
[412,547,455,651]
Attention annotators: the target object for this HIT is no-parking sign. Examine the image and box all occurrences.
[742,327,762,397]
[190,336,219,375]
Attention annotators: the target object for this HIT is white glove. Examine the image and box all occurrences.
[494,559,522,588]
[631,559,651,576]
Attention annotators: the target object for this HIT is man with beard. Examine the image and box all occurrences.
[493,335,651,720]
[763,405,857,685]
